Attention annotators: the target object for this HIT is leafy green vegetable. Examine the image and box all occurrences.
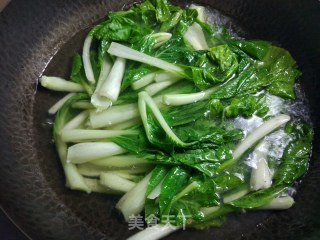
[223,94,269,118]
[41,1,313,238]
[146,165,169,196]
[145,147,232,177]
[273,123,314,185]
[230,40,271,60]
[159,166,189,215]
[228,184,286,209]
[69,54,94,94]
[53,93,89,139]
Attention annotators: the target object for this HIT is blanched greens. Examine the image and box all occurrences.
[40,0,313,239]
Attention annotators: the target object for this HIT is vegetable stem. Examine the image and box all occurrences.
[61,110,89,131]
[90,155,151,168]
[60,129,138,142]
[77,163,153,177]
[40,76,84,92]
[154,71,182,82]
[89,103,139,128]
[82,35,95,83]
[48,93,75,114]
[67,142,126,164]
[258,196,294,210]
[233,115,290,160]
[250,146,272,191]
[132,72,156,90]
[152,32,172,49]
[83,177,120,194]
[100,172,136,192]
[91,55,113,110]
[162,86,217,106]
[138,91,190,147]
[127,224,181,240]
[145,79,180,97]
[107,42,184,76]
[99,57,126,102]
[184,22,209,50]
[116,172,152,221]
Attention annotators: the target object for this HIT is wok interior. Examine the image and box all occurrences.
[0,0,319,239]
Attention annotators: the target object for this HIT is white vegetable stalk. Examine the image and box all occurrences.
[99,57,126,102]
[67,142,126,164]
[100,172,136,193]
[91,55,113,110]
[233,114,291,160]
[162,86,217,106]
[132,72,156,90]
[106,117,141,130]
[127,224,181,240]
[89,103,139,128]
[90,155,151,168]
[184,22,209,50]
[258,196,294,210]
[145,79,179,96]
[77,163,153,177]
[200,206,220,217]
[55,138,90,193]
[116,172,152,221]
[72,101,94,109]
[138,91,190,147]
[83,177,120,194]
[48,93,75,114]
[189,4,206,22]
[40,76,84,92]
[61,110,89,132]
[108,42,184,76]
[113,172,142,181]
[223,188,250,203]
[60,129,138,142]
[147,178,165,200]
[154,71,183,82]
[64,162,91,193]
[250,146,272,191]
[90,93,174,129]
[82,35,95,83]
[173,181,200,202]
[152,32,172,49]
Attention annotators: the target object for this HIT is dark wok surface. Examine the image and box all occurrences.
[0,0,320,239]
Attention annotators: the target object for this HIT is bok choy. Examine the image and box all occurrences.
[40,0,313,239]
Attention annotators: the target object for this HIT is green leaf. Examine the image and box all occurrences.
[213,173,244,193]
[224,94,269,118]
[121,64,155,92]
[159,166,189,215]
[231,40,271,60]
[174,119,243,144]
[273,123,313,185]
[146,165,169,196]
[160,9,183,32]
[145,198,160,223]
[165,100,209,127]
[228,184,286,209]
[258,46,300,99]
[112,126,149,154]
[149,0,171,22]
[69,54,94,94]
[146,147,233,177]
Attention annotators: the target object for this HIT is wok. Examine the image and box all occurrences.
[0,0,320,239]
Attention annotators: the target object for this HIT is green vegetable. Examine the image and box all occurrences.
[40,1,313,239]
[273,123,314,185]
